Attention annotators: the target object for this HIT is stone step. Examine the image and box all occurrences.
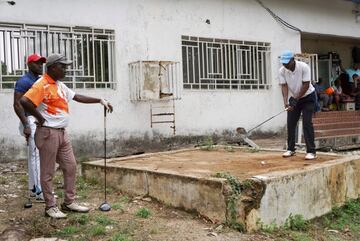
[315,128,360,138]
[314,122,360,130]
[313,110,360,118]
[313,116,360,124]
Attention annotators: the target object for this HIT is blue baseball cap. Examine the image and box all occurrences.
[280,50,294,64]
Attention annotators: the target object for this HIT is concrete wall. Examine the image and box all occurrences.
[0,0,358,159]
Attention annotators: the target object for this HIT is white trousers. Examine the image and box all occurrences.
[19,116,41,192]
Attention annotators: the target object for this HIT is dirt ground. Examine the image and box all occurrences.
[0,161,274,241]
[0,137,358,241]
[107,148,337,180]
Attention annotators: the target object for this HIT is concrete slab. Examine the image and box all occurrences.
[82,147,360,231]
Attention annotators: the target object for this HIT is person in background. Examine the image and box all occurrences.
[314,78,333,111]
[13,54,46,202]
[352,74,360,110]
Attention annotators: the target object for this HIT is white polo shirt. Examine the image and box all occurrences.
[279,60,314,98]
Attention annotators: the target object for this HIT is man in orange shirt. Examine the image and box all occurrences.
[20,53,113,219]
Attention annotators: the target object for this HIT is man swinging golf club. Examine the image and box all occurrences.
[279,50,317,160]
[20,53,113,218]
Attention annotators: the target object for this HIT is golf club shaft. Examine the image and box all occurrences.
[246,108,288,135]
[104,106,107,202]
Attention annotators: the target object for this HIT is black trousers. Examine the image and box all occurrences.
[287,91,316,154]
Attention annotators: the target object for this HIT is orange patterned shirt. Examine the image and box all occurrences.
[24,73,75,128]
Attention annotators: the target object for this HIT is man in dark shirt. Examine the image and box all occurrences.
[13,54,46,201]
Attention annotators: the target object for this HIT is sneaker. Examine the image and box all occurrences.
[305,153,317,160]
[35,192,45,203]
[29,191,36,198]
[282,150,296,158]
[45,206,67,219]
[61,202,90,213]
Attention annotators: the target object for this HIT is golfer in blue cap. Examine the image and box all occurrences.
[279,50,317,160]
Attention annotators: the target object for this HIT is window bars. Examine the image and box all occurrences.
[181,35,271,90]
[0,22,116,90]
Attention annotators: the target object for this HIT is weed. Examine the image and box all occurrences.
[111,232,131,241]
[86,176,99,186]
[18,175,27,185]
[284,214,309,231]
[259,220,280,233]
[241,180,253,189]
[200,136,215,151]
[136,208,151,218]
[0,176,7,185]
[90,225,106,236]
[55,190,63,198]
[214,172,244,231]
[69,214,89,226]
[112,203,123,211]
[56,225,79,237]
[95,215,114,226]
[120,195,130,203]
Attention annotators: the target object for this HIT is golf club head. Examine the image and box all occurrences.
[99,202,111,212]
[24,199,32,209]
[236,127,247,135]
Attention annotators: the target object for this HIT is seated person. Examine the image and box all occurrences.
[333,77,353,110]
[314,78,333,111]
[345,62,360,91]
[352,74,360,110]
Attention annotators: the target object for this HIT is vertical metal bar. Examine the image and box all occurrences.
[139,61,143,99]
[72,32,76,88]
[80,34,84,76]
[92,30,96,87]
[4,31,9,75]
[234,46,239,78]
[186,46,189,85]
[224,43,227,80]
[100,40,104,83]
[256,46,259,86]
[233,45,236,80]
[192,47,195,84]
[245,50,249,75]
[10,31,16,75]
[107,40,111,83]
[0,31,3,89]
[87,34,90,77]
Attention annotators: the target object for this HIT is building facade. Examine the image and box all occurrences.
[0,0,359,160]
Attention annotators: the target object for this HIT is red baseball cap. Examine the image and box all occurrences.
[27,54,46,64]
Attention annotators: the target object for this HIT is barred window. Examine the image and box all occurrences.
[181,35,271,90]
[0,22,115,90]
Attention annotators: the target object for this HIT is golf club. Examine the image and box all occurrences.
[99,106,111,212]
[236,107,289,147]
[24,197,32,209]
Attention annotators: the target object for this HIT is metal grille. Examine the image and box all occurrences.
[0,22,116,90]
[181,35,271,90]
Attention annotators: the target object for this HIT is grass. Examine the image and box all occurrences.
[18,175,28,185]
[90,225,106,236]
[69,214,89,226]
[111,232,132,241]
[136,208,151,218]
[321,198,360,233]
[199,136,215,151]
[259,199,360,241]
[56,225,80,237]
[112,203,124,211]
[0,176,6,184]
[95,215,114,226]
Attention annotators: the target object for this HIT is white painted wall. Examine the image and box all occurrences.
[0,0,357,155]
